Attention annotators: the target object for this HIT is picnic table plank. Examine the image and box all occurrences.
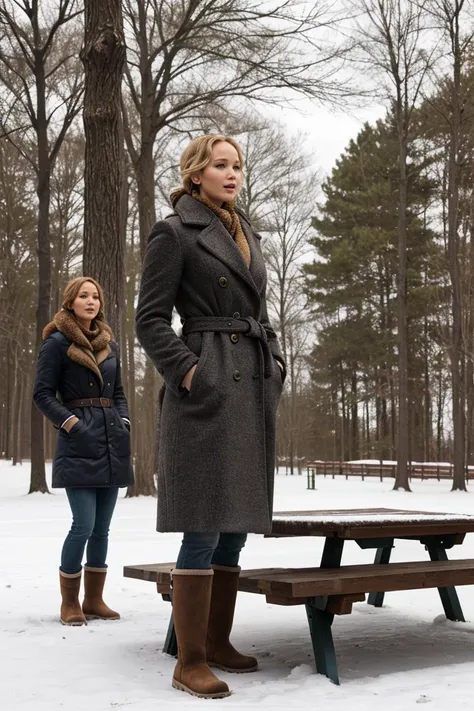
[270,508,474,538]
[240,559,474,597]
[124,559,474,597]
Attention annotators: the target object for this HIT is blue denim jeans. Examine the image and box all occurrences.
[60,487,119,574]
[175,532,248,570]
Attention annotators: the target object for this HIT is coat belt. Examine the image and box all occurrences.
[65,397,114,409]
[182,316,275,377]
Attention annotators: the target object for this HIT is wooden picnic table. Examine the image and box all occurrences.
[124,507,474,684]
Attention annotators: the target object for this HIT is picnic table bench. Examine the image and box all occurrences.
[124,508,474,684]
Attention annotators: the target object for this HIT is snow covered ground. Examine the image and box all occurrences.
[2,462,474,710]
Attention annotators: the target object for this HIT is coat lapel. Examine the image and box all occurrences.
[176,195,261,300]
[198,220,261,299]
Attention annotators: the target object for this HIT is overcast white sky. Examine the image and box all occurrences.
[279,99,387,180]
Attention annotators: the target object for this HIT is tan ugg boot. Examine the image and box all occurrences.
[60,570,87,626]
[206,565,258,673]
[171,569,231,699]
[82,566,120,620]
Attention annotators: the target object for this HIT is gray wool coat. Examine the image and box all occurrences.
[135,194,285,533]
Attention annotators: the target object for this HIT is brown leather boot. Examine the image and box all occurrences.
[82,566,120,620]
[60,570,87,626]
[206,565,258,673]
[171,569,231,698]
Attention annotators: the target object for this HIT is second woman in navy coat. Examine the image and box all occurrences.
[33,276,134,627]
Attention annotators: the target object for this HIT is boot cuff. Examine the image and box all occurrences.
[171,568,214,577]
[59,569,82,578]
[84,566,107,573]
[212,564,241,573]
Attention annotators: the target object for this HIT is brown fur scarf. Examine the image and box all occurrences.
[43,309,113,385]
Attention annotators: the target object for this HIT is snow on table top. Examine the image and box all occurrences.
[272,508,474,524]
[271,507,474,533]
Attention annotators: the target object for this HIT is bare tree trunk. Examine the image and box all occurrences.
[364,378,370,454]
[81,0,126,337]
[29,63,51,495]
[125,264,137,457]
[389,362,397,459]
[12,365,23,466]
[128,361,159,496]
[339,362,346,461]
[436,371,444,461]
[447,10,466,491]
[394,110,411,490]
[289,333,297,475]
[466,207,474,465]
[351,366,359,459]
[128,146,159,496]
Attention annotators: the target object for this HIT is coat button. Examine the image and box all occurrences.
[218,276,228,287]
[233,370,241,381]
[89,382,93,387]
[230,334,239,344]
[232,312,240,319]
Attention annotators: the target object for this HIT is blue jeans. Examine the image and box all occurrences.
[60,487,119,574]
[175,532,248,570]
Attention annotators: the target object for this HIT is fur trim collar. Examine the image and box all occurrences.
[43,310,113,384]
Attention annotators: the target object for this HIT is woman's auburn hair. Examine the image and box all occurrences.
[62,276,105,315]
[170,134,244,202]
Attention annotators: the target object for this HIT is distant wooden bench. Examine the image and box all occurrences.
[124,557,474,684]
[306,461,474,488]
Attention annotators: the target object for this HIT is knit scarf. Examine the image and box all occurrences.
[42,309,113,385]
[171,188,251,267]
[192,190,251,267]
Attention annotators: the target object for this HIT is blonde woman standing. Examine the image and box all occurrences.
[34,277,134,626]
[136,135,285,698]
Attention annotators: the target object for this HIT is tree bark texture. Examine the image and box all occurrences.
[448,24,466,491]
[81,0,126,337]
[29,60,51,494]
[393,105,411,491]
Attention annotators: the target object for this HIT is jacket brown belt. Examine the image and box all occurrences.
[65,397,114,409]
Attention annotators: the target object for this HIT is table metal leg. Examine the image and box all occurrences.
[320,537,345,568]
[163,609,178,656]
[305,600,339,685]
[302,538,345,683]
[426,545,465,621]
[367,542,394,607]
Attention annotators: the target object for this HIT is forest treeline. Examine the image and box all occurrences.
[1,0,473,494]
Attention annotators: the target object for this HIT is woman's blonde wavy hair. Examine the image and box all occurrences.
[170,134,244,204]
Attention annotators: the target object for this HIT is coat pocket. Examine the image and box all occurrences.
[188,332,211,402]
[66,420,100,459]
[114,417,131,457]
[186,332,225,415]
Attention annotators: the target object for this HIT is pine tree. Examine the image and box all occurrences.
[305,116,443,464]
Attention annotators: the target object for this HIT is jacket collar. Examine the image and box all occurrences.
[174,194,214,226]
[173,194,261,239]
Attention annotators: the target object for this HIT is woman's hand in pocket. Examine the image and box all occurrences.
[63,416,79,433]
[181,364,197,392]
